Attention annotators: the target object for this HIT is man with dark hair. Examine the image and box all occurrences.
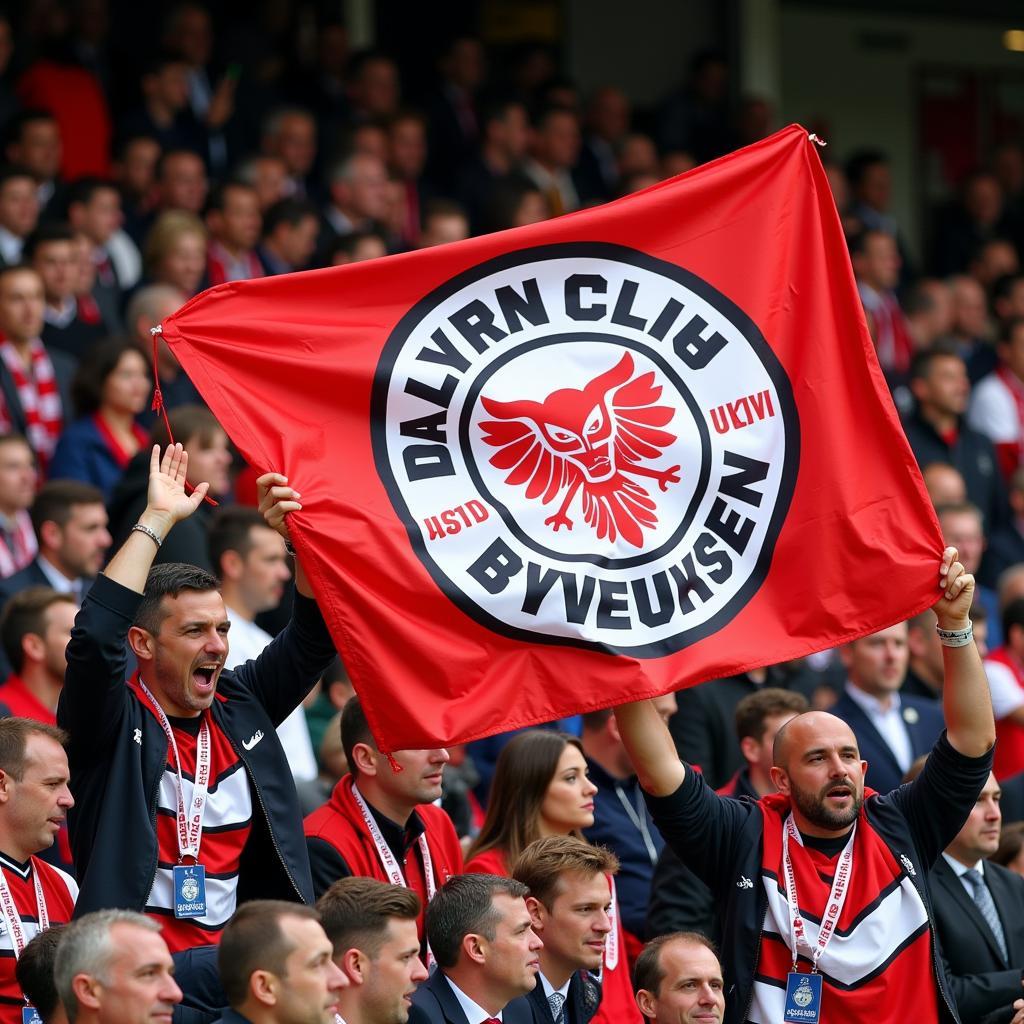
[317,877,427,1024]
[632,933,723,1024]
[16,925,66,1024]
[217,900,346,1024]
[970,317,1024,482]
[647,688,807,941]
[0,167,41,267]
[156,150,209,217]
[615,549,995,1023]
[209,506,316,783]
[522,108,582,218]
[580,698,675,948]
[0,435,38,579]
[304,695,462,928]
[59,445,338,951]
[0,587,75,723]
[417,202,469,250]
[0,480,110,608]
[205,181,263,284]
[25,224,105,359]
[0,717,76,1022]
[850,227,912,379]
[409,874,537,1024]
[903,341,1008,534]
[511,837,612,1024]
[54,910,181,1024]
[257,198,319,276]
[4,112,62,212]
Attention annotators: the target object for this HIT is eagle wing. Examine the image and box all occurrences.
[610,370,678,465]
[478,416,580,506]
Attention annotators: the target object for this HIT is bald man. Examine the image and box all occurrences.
[615,548,995,1024]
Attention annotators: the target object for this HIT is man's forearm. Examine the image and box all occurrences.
[294,557,313,598]
[102,510,174,595]
[942,639,996,757]
[614,699,686,796]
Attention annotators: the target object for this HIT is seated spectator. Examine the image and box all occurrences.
[938,501,1002,646]
[123,53,206,157]
[905,609,945,701]
[346,51,402,126]
[581,700,676,949]
[0,435,39,578]
[4,111,62,213]
[994,273,1024,328]
[949,274,997,383]
[425,37,483,195]
[0,588,75,723]
[112,134,161,245]
[969,237,1020,295]
[156,149,209,217]
[576,86,630,203]
[65,177,133,332]
[928,769,1024,1023]
[15,926,66,1024]
[0,166,41,267]
[26,224,106,360]
[54,911,182,1024]
[903,343,1009,535]
[480,177,548,233]
[205,181,263,284]
[0,266,75,475]
[317,878,427,1024]
[143,210,209,298]
[829,622,946,794]
[465,731,639,1024]
[256,198,319,276]
[409,875,536,1024]
[321,154,391,256]
[523,107,582,217]
[969,317,1024,481]
[49,339,150,498]
[329,231,388,266]
[0,718,77,1019]
[236,155,290,214]
[994,822,1024,876]
[209,507,317,783]
[984,598,1024,779]
[0,480,110,608]
[216,901,347,1024]
[904,278,955,350]
[632,933,724,1024]
[512,837,611,1024]
[850,227,912,380]
[261,108,317,200]
[935,170,1015,277]
[304,695,462,921]
[922,460,969,508]
[388,110,430,248]
[986,467,1024,585]
[418,200,469,249]
[107,406,230,572]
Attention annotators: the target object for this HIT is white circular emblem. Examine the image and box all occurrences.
[794,981,814,1008]
[180,877,199,903]
[373,244,798,655]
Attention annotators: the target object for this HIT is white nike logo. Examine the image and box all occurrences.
[242,730,264,751]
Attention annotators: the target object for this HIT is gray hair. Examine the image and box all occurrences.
[54,911,159,1023]
[125,284,187,340]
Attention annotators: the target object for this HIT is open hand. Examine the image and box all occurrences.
[933,545,974,630]
[146,444,209,529]
[257,472,302,543]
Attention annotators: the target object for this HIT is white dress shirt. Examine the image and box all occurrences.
[446,975,503,1023]
[942,851,986,898]
[37,555,84,603]
[844,682,914,773]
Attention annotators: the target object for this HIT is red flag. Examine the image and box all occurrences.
[161,125,942,750]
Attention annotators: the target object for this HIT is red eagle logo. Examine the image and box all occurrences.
[478,353,681,548]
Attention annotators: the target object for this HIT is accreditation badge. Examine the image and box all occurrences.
[22,1006,41,1024]
[783,972,821,1024]
[172,864,207,919]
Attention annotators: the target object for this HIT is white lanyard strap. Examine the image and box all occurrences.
[0,863,49,959]
[604,874,619,971]
[138,680,211,861]
[781,814,855,971]
[615,784,658,865]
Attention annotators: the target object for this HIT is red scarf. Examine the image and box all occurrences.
[93,412,148,468]
[0,338,62,473]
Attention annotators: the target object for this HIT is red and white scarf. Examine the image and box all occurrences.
[0,510,37,578]
[0,338,63,472]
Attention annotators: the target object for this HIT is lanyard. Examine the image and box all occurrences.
[138,679,211,862]
[781,814,855,971]
[604,875,619,971]
[351,784,437,967]
[615,784,658,865]
[0,863,48,959]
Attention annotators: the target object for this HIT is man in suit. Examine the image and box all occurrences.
[511,837,609,1024]
[317,877,427,1024]
[829,622,945,793]
[633,932,724,1024]
[0,479,110,608]
[215,900,347,1024]
[409,875,538,1024]
[930,771,1024,1024]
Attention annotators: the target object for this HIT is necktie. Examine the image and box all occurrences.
[548,992,566,1024]
[964,868,1009,962]
[483,1019,501,1024]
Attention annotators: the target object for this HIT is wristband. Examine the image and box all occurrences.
[935,621,973,647]
[132,523,163,548]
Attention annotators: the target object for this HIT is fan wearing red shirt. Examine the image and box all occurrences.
[0,589,76,726]
[0,718,77,1024]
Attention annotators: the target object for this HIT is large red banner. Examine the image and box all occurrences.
[162,124,942,750]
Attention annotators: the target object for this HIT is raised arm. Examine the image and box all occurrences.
[256,472,312,598]
[935,545,996,757]
[103,444,210,593]
[614,697,686,796]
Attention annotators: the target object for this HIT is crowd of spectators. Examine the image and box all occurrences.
[0,3,1022,1024]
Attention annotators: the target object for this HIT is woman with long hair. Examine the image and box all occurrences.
[465,730,641,1024]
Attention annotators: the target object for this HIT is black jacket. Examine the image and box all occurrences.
[930,856,1024,1024]
[58,572,336,914]
[525,973,600,1024]
[408,969,533,1024]
[645,732,993,1024]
